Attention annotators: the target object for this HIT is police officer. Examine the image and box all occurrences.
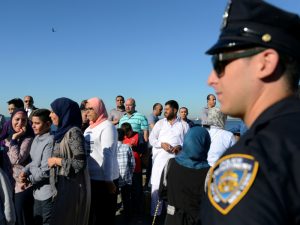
[200,0,300,224]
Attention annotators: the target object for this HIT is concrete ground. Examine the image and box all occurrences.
[115,171,166,225]
[115,189,165,225]
[115,212,165,225]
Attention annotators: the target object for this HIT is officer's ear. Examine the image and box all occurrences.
[256,48,280,80]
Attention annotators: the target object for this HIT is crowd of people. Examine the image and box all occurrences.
[0,93,242,225]
[1,0,300,225]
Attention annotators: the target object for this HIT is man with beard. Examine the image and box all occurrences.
[149,100,189,222]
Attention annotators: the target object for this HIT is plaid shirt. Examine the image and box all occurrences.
[117,142,135,187]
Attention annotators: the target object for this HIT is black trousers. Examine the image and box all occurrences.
[120,184,132,221]
[15,187,34,225]
[33,197,53,225]
[131,172,143,215]
[88,179,119,225]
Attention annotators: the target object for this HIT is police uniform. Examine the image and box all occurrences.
[200,0,300,224]
[201,97,300,224]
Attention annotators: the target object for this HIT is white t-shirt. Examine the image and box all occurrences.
[84,120,119,181]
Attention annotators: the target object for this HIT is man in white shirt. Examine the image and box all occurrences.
[149,100,189,218]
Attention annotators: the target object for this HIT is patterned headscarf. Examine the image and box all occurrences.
[51,97,82,142]
[175,126,211,170]
[207,107,227,129]
[87,97,108,128]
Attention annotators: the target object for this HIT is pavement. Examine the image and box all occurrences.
[115,211,165,225]
[115,173,166,225]
[115,189,165,225]
[115,213,152,225]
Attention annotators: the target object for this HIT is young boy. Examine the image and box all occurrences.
[20,109,54,225]
[116,128,135,223]
[120,122,144,215]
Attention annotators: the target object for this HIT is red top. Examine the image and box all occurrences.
[123,132,141,173]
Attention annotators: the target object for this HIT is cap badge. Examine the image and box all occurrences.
[207,154,259,215]
[262,33,272,42]
[221,0,232,30]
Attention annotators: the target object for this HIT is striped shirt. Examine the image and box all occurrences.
[119,112,149,133]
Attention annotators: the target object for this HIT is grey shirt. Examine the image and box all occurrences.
[24,132,54,201]
[108,108,126,127]
[148,113,159,133]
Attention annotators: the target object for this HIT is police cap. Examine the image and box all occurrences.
[206,0,300,60]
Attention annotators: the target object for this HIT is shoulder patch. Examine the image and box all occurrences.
[207,154,259,215]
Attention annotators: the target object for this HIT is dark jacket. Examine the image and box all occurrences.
[201,97,300,225]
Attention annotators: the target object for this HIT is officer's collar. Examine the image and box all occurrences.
[250,96,300,132]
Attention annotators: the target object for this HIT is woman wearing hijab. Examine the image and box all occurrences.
[4,108,34,225]
[158,126,211,225]
[206,107,236,166]
[84,97,119,225]
[47,97,90,225]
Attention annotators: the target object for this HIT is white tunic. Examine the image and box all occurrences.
[149,118,189,186]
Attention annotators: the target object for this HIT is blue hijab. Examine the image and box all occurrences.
[175,126,211,170]
[51,97,82,143]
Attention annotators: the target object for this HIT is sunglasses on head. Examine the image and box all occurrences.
[211,47,267,77]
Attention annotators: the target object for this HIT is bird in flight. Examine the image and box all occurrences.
[52,28,56,32]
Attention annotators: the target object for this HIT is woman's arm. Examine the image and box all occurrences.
[48,128,86,175]
[7,137,32,165]
[61,129,86,174]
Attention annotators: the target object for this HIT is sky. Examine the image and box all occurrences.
[1,0,300,118]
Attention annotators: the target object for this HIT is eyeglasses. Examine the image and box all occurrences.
[211,47,267,77]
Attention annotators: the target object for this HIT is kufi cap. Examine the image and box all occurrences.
[206,0,300,60]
